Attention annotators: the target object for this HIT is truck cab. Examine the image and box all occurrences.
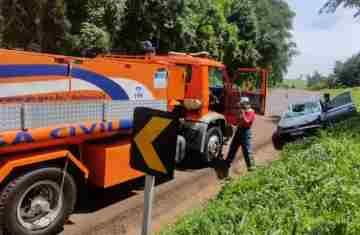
[156,52,230,163]
[153,52,268,163]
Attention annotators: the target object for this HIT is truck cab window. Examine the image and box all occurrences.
[208,67,225,113]
[209,68,224,88]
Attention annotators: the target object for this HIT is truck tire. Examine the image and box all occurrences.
[203,127,224,163]
[0,167,76,235]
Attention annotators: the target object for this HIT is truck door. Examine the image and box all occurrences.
[224,68,269,125]
[168,66,186,102]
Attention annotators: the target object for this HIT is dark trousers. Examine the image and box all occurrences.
[227,127,254,168]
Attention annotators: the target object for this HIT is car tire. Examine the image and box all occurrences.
[0,167,76,235]
[272,132,284,150]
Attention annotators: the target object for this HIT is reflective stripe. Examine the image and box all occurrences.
[0,65,129,100]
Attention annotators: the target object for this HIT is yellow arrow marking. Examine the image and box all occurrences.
[134,117,172,174]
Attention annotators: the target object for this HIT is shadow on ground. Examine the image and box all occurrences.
[74,150,211,214]
[73,126,279,215]
[176,150,210,171]
[267,115,281,124]
[176,148,237,180]
[75,174,173,214]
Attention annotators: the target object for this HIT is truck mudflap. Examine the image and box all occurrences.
[0,150,89,183]
[180,120,207,154]
[175,135,186,163]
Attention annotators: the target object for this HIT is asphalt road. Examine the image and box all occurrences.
[62,89,319,235]
[266,89,320,116]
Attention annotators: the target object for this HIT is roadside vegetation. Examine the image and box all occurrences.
[0,0,298,84]
[278,79,307,89]
[0,0,357,86]
[159,88,360,235]
[306,52,360,90]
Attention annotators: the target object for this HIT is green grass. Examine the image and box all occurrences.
[280,79,307,89]
[159,88,360,235]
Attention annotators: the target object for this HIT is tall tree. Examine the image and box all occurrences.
[253,0,297,84]
[334,60,344,78]
[336,53,360,86]
[64,0,126,56]
[322,0,360,17]
[64,0,89,35]
[223,0,260,74]
[1,0,69,52]
[85,0,125,45]
[119,0,183,53]
[118,0,261,73]
[307,70,326,88]
[0,0,296,86]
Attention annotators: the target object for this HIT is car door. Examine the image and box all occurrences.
[324,91,357,122]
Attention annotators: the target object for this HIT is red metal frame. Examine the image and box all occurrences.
[237,68,269,115]
[224,67,269,125]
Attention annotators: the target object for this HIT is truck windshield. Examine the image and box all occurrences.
[209,68,224,88]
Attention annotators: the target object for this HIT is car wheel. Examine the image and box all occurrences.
[272,132,284,150]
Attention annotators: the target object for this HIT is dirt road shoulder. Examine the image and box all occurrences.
[63,115,279,235]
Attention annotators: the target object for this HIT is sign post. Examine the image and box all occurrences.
[142,175,155,235]
[130,107,178,235]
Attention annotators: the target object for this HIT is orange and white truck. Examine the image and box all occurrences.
[0,49,268,235]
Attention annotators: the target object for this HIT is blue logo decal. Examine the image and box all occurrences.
[134,86,144,99]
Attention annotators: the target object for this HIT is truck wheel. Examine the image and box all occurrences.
[0,167,76,235]
[203,127,224,163]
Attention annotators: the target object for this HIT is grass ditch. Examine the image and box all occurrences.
[159,88,360,235]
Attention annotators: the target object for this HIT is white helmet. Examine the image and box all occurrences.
[240,97,250,104]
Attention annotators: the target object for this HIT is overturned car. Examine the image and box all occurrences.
[272,91,357,150]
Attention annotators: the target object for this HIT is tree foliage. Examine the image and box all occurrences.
[0,0,296,84]
[306,52,360,90]
[306,71,330,89]
[1,0,69,53]
[117,0,296,80]
[322,0,360,17]
[119,0,183,53]
[254,0,297,84]
[334,53,360,86]
[64,0,126,55]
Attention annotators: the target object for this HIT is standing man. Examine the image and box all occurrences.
[226,97,256,171]
[323,93,331,111]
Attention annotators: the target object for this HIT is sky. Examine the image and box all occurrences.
[285,0,360,79]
